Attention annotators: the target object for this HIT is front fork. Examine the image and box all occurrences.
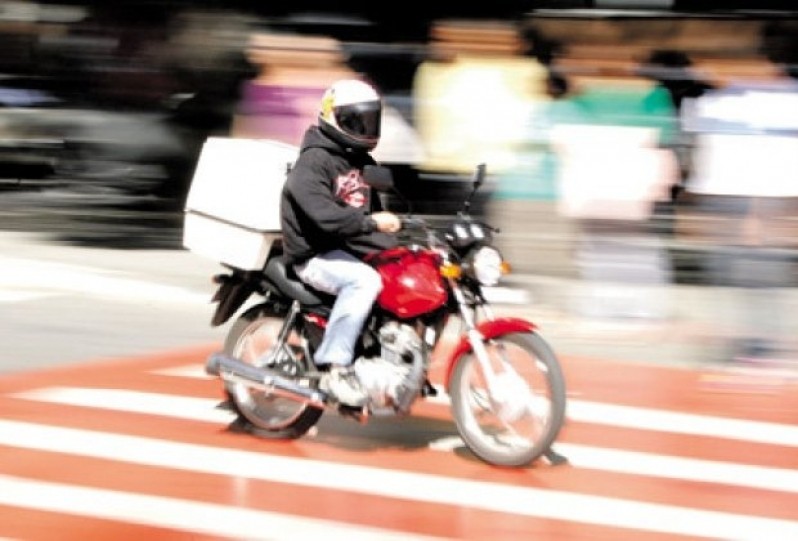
[448,281,504,391]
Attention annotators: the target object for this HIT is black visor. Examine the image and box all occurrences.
[334,100,381,140]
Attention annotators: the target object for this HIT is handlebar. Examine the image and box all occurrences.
[400,216,428,230]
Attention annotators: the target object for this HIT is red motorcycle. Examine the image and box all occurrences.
[205,164,567,467]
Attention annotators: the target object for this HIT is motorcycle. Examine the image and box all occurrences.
[204,163,567,467]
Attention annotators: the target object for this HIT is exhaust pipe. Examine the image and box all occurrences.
[206,352,328,407]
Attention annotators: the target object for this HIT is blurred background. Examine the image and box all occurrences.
[1,0,797,372]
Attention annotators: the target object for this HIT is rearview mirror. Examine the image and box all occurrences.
[363,165,394,192]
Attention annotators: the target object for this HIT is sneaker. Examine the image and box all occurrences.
[321,365,368,407]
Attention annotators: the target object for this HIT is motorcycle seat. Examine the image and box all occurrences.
[263,256,329,307]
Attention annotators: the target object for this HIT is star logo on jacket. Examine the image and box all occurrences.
[335,169,369,208]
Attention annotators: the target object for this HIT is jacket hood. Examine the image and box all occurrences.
[299,125,344,155]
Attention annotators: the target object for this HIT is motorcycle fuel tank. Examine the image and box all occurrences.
[372,247,447,318]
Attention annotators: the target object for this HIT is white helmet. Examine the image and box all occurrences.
[319,79,382,151]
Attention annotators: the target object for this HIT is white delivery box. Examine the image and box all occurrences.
[183,137,299,270]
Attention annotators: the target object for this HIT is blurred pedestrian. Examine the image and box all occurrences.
[485,61,578,276]
[638,49,716,234]
[681,55,798,365]
[412,19,548,176]
[548,62,680,321]
[231,32,354,146]
[413,19,555,271]
[231,31,424,167]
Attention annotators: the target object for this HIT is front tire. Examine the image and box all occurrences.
[223,303,323,439]
[449,331,566,467]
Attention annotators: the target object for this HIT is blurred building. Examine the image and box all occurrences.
[1,0,797,263]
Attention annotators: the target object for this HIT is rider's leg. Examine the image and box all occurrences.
[294,250,382,405]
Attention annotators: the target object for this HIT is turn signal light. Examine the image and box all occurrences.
[439,262,462,279]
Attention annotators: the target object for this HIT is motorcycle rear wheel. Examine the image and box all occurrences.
[449,331,566,467]
[223,303,323,439]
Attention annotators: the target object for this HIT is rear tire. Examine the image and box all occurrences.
[223,303,323,439]
[449,331,566,467]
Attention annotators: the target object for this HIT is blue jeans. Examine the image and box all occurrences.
[294,250,383,366]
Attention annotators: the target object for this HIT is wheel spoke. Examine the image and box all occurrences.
[231,314,309,429]
[450,332,566,467]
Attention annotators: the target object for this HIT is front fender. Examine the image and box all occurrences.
[442,317,537,391]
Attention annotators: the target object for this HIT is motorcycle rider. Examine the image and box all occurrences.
[279,78,401,407]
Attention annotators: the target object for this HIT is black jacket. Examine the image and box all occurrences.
[280,126,397,266]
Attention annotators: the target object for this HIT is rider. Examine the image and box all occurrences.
[279,78,402,408]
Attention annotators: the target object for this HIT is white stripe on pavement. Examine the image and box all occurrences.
[426,383,798,448]
[16,388,234,424]
[0,420,795,540]
[0,474,443,541]
[0,291,51,302]
[151,365,212,378]
[567,399,798,448]
[427,433,798,495]
[12,386,798,493]
[0,257,208,304]
[554,442,798,494]
[17,386,798,449]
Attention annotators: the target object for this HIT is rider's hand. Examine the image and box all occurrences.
[370,211,401,233]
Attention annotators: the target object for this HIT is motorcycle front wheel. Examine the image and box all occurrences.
[223,303,323,439]
[449,331,566,467]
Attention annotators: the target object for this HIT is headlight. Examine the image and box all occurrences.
[468,246,506,286]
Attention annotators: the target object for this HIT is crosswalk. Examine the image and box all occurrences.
[0,344,796,540]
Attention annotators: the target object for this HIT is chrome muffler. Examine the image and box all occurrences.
[206,352,328,408]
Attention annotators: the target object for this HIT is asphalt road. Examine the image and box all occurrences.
[0,225,226,373]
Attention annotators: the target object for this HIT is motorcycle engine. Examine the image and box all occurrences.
[354,321,425,414]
